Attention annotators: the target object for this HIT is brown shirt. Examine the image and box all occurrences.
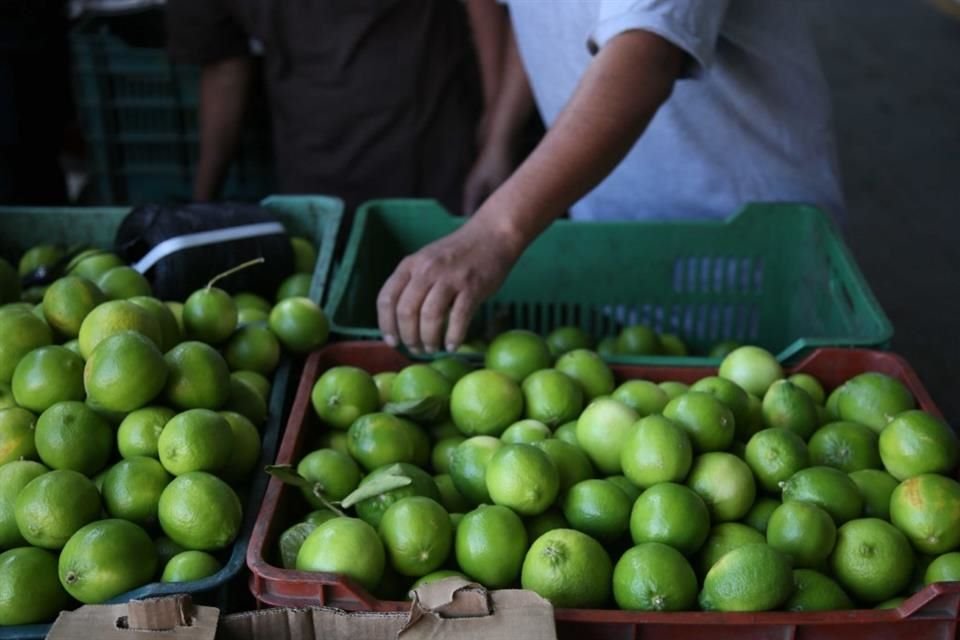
[166,0,480,213]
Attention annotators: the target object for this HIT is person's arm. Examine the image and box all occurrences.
[377,29,685,353]
[462,19,536,214]
[193,57,253,202]
[466,0,507,135]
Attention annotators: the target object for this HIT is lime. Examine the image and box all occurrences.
[0,460,48,548]
[696,522,765,577]
[96,266,151,300]
[762,380,819,440]
[498,419,548,444]
[35,401,113,476]
[84,330,168,413]
[69,252,123,281]
[450,369,523,437]
[663,392,734,453]
[848,469,898,520]
[830,518,914,603]
[744,428,809,493]
[15,469,100,549]
[525,508,569,542]
[596,336,618,357]
[546,326,593,357]
[925,552,960,584]
[686,452,756,522]
[0,307,53,382]
[879,410,959,480]
[379,496,452,576]
[77,299,160,359]
[158,409,232,475]
[630,482,710,556]
[10,346,82,413]
[562,478,631,542]
[102,457,172,527]
[218,411,262,483]
[233,370,271,402]
[448,435,504,505]
[154,537,186,570]
[533,438,595,494]
[373,371,396,406]
[455,338,488,355]
[234,292,272,313]
[129,296,183,352]
[412,569,468,590]
[305,509,338,527]
[59,519,157,603]
[290,236,318,274]
[18,245,64,277]
[612,380,669,417]
[311,366,380,430]
[158,471,242,550]
[784,569,853,611]
[521,369,582,427]
[41,276,105,339]
[279,521,318,569]
[658,381,689,400]
[354,463,440,529]
[429,356,473,383]
[708,340,739,359]
[485,443,558,516]
[0,547,70,624]
[621,415,692,488]
[164,341,231,410]
[183,286,237,344]
[660,333,689,356]
[268,297,329,353]
[690,376,750,435]
[875,597,905,610]
[606,475,641,502]
[614,542,697,611]
[0,382,13,410]
[617,325,661,356]
[431,436,464,474]
[389,363,452,418]
[236,307,268,327]
[766,501,836,568]
[435,473,472,513]
[456,504,527,588]
[117,406,174,459]
[276,273,311,301]
[347,412,420,471]
[889,474,960,555]
[521,528,612,608]
[576,398,639,474]
[718,346,783,398]
[224,323,280,375]
[224,373,268,425]
[699,543,793,612]
[484,330,552,382]
[553,421,579,446]
[555,349,614,400]
[0,406,38,465]
[788,373,825,405]
[297,448,362,506]
[161,550,221,582]
[742,496,781,535]
[837,372,916,433]
[807,422,880,474]
[782,466,864,525]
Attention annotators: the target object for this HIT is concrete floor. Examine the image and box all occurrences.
[809,0,960,423]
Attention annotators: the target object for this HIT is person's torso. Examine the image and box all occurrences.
[507,1,845,222]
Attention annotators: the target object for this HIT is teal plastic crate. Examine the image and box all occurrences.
[0,195,341,639]
[70,16,274,204]
[324,199,892,364]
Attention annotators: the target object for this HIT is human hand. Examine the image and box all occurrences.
[462,142,515,216]
[376,217,523,353]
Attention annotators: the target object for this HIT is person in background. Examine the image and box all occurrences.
[377,0,845,354]
[165,0,483,214]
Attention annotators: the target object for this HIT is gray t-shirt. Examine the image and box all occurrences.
[505,0,845,221]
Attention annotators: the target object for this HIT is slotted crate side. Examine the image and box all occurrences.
[246,342,957,640]
[324,200,892,363]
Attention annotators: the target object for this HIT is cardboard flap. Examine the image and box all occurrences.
[401,578,556,640]
[47,595,219,640]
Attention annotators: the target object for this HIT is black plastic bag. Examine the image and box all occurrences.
[114,202,295,301]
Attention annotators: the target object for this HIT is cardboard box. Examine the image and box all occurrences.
[46,578,557,640]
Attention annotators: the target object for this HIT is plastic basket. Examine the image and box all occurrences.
[0,196,342,639]
[246,342,958,639]
[324,200,892,365]
[70,16,274,204]
[0,194,343,305]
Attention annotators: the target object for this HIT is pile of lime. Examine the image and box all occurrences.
[281,331,960,613]
[0,238,328,626]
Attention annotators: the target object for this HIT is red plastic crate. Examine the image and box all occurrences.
[247,342,960,639]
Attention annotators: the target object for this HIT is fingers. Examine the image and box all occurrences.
[395,274,432,353]
[376,264,410,348]
[420,284,457,353]
[444,291,477,353]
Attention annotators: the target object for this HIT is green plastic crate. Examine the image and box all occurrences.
[0,195,342,304]
[0,195,341,639]
[70,16,274,204]
[324,199,892,364]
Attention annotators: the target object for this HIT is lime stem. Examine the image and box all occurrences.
[312,487,347,518]
[206,257,266,291]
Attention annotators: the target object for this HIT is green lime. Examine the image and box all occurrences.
[296,517,385,590]
[35,401,113,476]
[521,528,612,608]
[690,376,750,436]
[297,448,362,506]
[617,325,661,356]
[290,236,317,274]
[766,501,837,568]
[659,333,689,356]
[234,292,272,313]
[279,521,317,570]
[15,469,101,549]
[379,496,452,577]
[354,463,440,529]
[268,297,329,353]
[59,519,158,603]
[158,471,242,550]
[225,323,280,375]
[521,369,583,427]
[553,421,579,446]
[742,496,781,535]
[17,245,64,277]
[102,457,172,527]
[347,412,420,471]
[630,482,709,556]
[373,371,396,406]
[562,478,631,542]
[576,398,639,474]
[546,326,593,357]
[686,452,756,522]
[718,346,783,398]
[612,380,669,417]
[431,436,464,474]
[448,436,502,505]
[117,406,174,459]
[158,409,233,475]
[807,421,881,472]
[41,276,105,339]
[784,569,853,611]
[154,536,186,568]
[450,369,523,437]
[614,542,697,611]
[621,414,692,488]
[830,518,914,603]
[429,356,474,383]
[224,373,268,426]
[484,330,552,383]
[555,349,614,400]
[696,523,765,577]
[925,552,960,584]
[658,381,690,400]
[161,550,221,582]
[762,380,819,440]
[889,474,960,555]
[0,460,48,548]
[849,469,898,520]
[837,372,916,433]
[276,273,312,301]
[96,266,151,300]
[164,341,231,410]
[311,366,380,430]
[0,307,53,382]
[11,345,83,413]
[606,475,642,502]
[533,438,595,494]
[0,546,70,624]
[456,504,527,588]
[663,392,735,453]
[782,466,864,525]
[0,406,38,465]
[218,411,262,483]
[788,373,826,405]
[183,286,237,344]
[744,428,810,494]
[84,330,168,413]
[129,296,183,352]
[77,299,160,359]
[879,410,959,480]
[435,473,472,513]
[524,508,569,543]
[412,569,468,590]
[699,543,793,612]
[485,443,559,516]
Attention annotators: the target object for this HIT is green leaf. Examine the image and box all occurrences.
[383,396,448,422]
[265,464,312,490]
[341,465,413,509]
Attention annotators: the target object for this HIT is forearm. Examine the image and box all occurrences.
[472,30,685,255]
[194,57,252,201]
